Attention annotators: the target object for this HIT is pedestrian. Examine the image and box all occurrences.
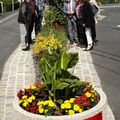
[90,0,99,45]
[81,0,95,51]
[63,0,78,45]
[75,0,87,46]
[18,0,35,50]
[34,0,45,36]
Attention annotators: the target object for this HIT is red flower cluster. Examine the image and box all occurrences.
[74,94,91,109]
[26,101,39,114]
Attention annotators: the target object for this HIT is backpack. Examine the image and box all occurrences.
[17,2,30,24]
[91,4,98,16]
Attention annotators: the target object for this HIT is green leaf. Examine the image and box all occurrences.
[60,48,69,70]
[67,53,78,68]
[52,80,69,91]
[56,99,63,104]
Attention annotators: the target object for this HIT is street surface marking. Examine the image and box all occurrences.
[0,12,18,24]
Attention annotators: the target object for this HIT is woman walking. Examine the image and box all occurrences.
[81,0,95,51]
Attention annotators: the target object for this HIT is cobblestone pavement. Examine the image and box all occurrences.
[0,43,115,120]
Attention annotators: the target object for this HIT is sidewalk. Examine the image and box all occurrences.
[0,43,115,120]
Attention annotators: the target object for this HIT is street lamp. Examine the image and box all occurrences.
[12,0,14,11]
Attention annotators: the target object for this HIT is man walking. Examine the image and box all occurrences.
[18,0,35,50]
[63,0,78,45]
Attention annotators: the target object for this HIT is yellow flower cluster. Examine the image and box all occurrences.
[18,95,36,107]
[60,98,82,115]
[37,100,55,114]
[32,34,62,55]
[27,84,36,89]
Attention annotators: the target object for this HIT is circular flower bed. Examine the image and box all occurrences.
[17,81,100,116]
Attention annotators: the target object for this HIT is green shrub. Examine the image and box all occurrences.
[40,26,67,46]
[1,0,19,12]
[44,7,66,27]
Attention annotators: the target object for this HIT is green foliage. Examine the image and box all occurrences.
[1,0,19,12]
[40,26,67,46]
[1,0,18,3]
[38,47,85,102]
[44,7,66,27]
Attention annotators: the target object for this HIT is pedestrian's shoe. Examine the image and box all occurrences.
[22,46,29,51]
[84,45,93,51]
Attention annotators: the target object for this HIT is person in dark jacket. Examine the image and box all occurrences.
[75,0,87,46]
[18,0,35,50]
[82,0,95,51]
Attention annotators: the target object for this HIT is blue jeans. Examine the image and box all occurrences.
[67,16,78,42]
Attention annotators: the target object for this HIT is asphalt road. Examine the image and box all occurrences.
[91,7,120,120]
[0,12,20,79]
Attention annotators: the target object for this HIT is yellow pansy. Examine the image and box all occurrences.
[48,100,55,107]
[23,101,28,107]
[31,95,35,100]
[22,95,27,100]
[18,100,22,104]
[27,97,32,103]
[37,101,44,106]
[90,83,93,87]
[39,107,44,113]
[30,85,36,89]
[85,92,91,98]
[44,109,48,113]
[79,108,83,113]
[43,101,49,106]
[61,104,65,109]
[69,98,75,103]
[64,100,69,103]
[68,110,75,115]
[73,104,80,111]
[65,103,71,109]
